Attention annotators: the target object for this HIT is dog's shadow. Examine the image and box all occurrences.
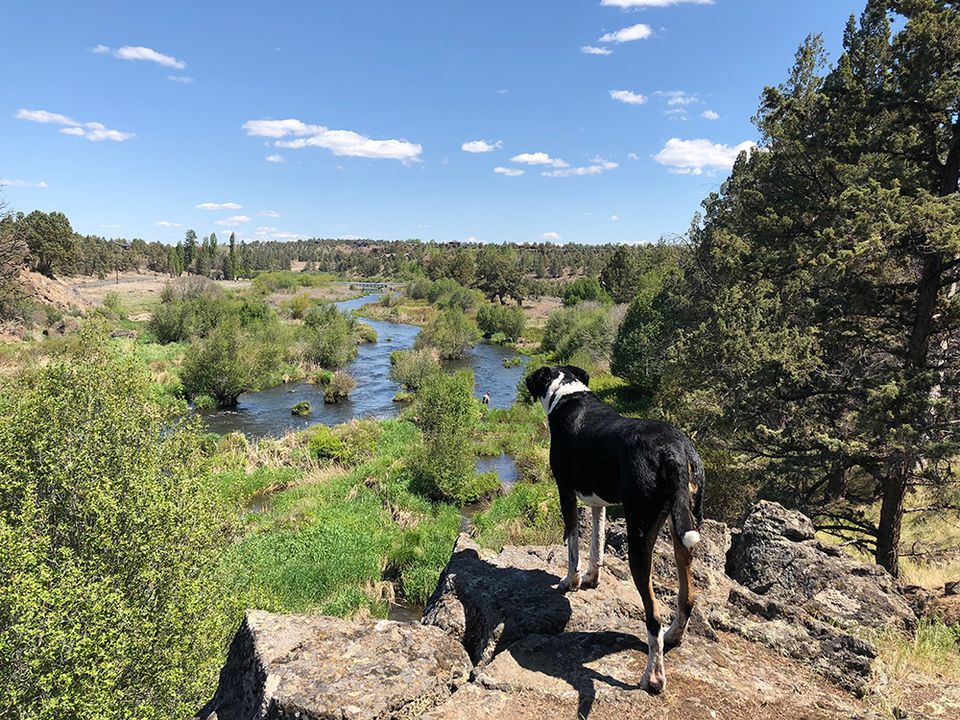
[436,548,654,718]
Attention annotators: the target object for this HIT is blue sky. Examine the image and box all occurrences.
[2,0,865,246]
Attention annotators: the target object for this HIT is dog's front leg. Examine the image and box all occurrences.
[558,489,581,592]
[581,506,605,589]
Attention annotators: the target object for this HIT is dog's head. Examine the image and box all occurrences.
[525,365,591,413]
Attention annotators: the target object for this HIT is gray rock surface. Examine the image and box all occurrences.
[727,501,917,633]
[200,610,471,720]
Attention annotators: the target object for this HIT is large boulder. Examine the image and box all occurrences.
[726,501,917,633]
[199,610,471,720]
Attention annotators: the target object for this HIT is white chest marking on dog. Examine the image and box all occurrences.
[576,492,615,507]
[541,373,590,415]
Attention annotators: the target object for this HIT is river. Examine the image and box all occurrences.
[199,293,527,438]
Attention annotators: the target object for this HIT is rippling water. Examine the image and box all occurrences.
[199,294,527,438]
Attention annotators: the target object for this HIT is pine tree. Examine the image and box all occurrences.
[183,230,198,274]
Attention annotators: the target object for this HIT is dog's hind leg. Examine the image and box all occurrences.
[627,512,668,694]
[581,506,605,589]
[664,526,696,647]
[558,488,581,592]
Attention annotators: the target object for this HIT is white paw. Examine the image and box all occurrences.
[580,567,601,589]
[558,572,581,592]
[641,667,666,694]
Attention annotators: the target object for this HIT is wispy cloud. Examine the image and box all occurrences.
[243,118,422,162]
[656,90,699,106]
[511,152,568,168]
[610,214,621,221]
[702,109,720,120]
[542,232,562,241]
[196,202,242,210]
[494,166,525,177]
[157,220,182,227]
[580,45,612,55]
[461,139,503,153]
[265,154,286,163]
[653,138,755,175]
[0,177,47,189]
[609,89,647,105]
[16,108,134,142]
[258,210,282,218]
[599,23,652,43]
[167,75,193,84]
[541,158,619,178]
[628,152,640,160]
[215,215,251,226]
[601,0,713,7]
[93,44,186,69]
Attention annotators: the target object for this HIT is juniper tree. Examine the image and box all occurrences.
[660,0,960,575]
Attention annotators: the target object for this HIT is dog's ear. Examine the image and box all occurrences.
[525,366,552,399]
[566,365,590,387]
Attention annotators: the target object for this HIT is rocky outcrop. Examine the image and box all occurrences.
[199,610,471,720]
[726,501,917,633]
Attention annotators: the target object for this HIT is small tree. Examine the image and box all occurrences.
[414,308,481,360]
[16,210,74,277]
[476,303,525,341]
[180,319,249,407]
[389,348,442,390]
[562,276,611,307]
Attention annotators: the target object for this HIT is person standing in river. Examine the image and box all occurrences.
[482,391,490,407]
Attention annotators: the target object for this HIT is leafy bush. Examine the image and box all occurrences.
[291,401,311,416]
[194,393,217,410]
[0,329,238,719]
[562,276,611,307]
[101,291,125,318]
[148,281,233,343]
[610,286,666,393]
[333,419,382,465]
[180,319,249,407]
[301,305,358,369]
[477,302,525,341]
[426,278,479,310]
[406,276,432,300]
[389,347,442,390]
[307,425,343,461]
[414,308,481,360]
[540,304,622,367]
[409,371,486,504]
[356,322,378,343]
[284,293,313,319]
[324,371,356,403]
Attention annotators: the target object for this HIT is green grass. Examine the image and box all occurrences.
[473,481,564,550]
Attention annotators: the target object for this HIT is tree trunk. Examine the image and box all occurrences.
[825,461,847,500]
[876,463,908,576]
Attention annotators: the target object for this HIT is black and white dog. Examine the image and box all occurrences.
[526,365,705,694]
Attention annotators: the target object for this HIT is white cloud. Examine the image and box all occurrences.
[15,109,79,126]
[610,89,647,105]
[0,177,47,189]
[541,159,619,178]
[196,202,242,210]
[702,109,720,120]
[93,45,186,69]
[599,23,653,43]
[656,90,699,106]
[156,220,182,227]
[542,232,562,241]
[215,215,251,226]
[243,118,422,162]
[628,152,640,160]
[461,139,503,153]
[511,152,568,168]
[601,0,713,7]
[167,75,193,84]
[610,214,621,221]
[494,166,525,177]
[653,138,756,175]
[16,108,133,141]
[265,154,286,163]
[258,210,282,218]
[580,45,612,55]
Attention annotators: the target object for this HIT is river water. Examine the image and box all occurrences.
[200,293,527,438]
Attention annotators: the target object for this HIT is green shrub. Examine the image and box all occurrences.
[562,276,611,307]
[312,368,333,385]
[0,328,238,719]
[194,393,217,410]
[477,302,525,341]
[414,308,481,360]
[180,320,250,407]
[610,286,666,393]
[301,305,358,369]
[389,347,442,390]
[333,419,382,465]
[291,401,311,416]
[356,322,378,343]
[409,371,485,504]
[324,370,356,403]
[406,277,432,300]
[285,293,313,320]
[101,291,125,318]
[308,425,344,461]
[540,304,620,366]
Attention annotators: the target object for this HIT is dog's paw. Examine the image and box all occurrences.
[580,568,601,589]
[663,623,685,648]
[641,669,666,695]
[558,573,581,592]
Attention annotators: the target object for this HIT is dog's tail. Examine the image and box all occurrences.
[670,446,704,550]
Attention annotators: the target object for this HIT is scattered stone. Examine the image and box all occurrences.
[199,610,471,720]
[726,501,917,633]
[110,328,137,339]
